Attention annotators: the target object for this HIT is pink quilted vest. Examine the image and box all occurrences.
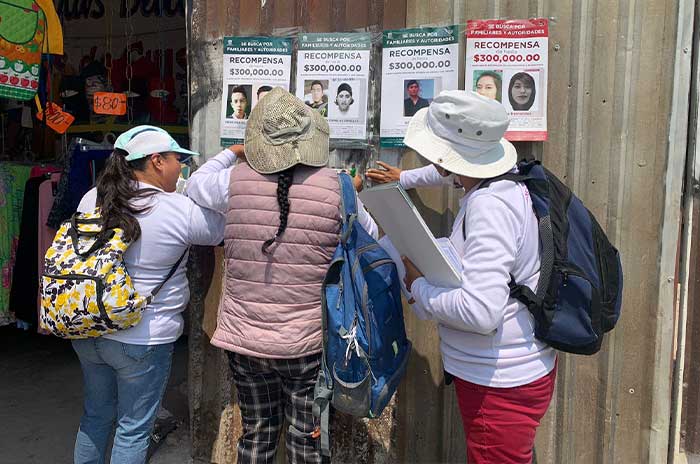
[210,163,342,358]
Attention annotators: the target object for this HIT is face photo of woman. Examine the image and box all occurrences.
[511,80,533,106]
[508,72,536,111]
[476,75,498,100]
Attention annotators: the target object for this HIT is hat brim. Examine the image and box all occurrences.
[403,108,517,179]
[244,89,330,174]
[172,147,199,159]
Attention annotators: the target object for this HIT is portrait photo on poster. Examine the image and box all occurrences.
[328,80,361,119]
[304,79,329,117]
[226,84,252,120]
[403,78,436,117]
[254,84,274,107]
[473,70,503,102]
[505,70,539,112]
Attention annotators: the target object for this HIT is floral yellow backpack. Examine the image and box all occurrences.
[40,210,186,339]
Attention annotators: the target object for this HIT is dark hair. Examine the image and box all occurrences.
[508,72,536,111]
[261,167,295,255]
[95,149,160,242]
[310,80,324,89]
[257,85,272,96]
[230,85,249,101]
[336,83,352,96]
[406,79,419,88]
[475,71,502,102]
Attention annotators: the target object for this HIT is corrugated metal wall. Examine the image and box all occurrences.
[186,0,687,462]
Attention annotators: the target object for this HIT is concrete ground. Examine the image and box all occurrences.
[0,326,191,464]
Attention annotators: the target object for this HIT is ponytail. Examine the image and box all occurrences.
[95,149,159,242]
[262,166,295,255]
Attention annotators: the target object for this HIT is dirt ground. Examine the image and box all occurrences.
[0,326,192,464]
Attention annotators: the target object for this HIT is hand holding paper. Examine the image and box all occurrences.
[401,256,423,294]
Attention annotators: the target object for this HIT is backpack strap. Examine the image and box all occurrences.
[338,172,358,244]
[461,172,551,312]
[148,248,189,302]
[312,360,333,457]
[461,173,534,241]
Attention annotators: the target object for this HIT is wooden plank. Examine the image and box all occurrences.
[345,0,368,30]
[306,0,332,31]
[273,0,297,27]
[240,0,262,33]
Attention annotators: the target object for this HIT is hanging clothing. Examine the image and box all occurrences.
[35,0,63,55]
[37,172,59,333]
[47,143,111,229]
[0,0,62,101]
[10,175,45,325]
[0,163,32,325]
[0,2,47,100]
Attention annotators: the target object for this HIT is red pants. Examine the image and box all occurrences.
[454,366,557,464]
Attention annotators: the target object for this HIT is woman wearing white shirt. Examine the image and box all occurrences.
[72,126,225,464]
[367,91,556,464]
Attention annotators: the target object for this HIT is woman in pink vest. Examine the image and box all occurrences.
[186,88,377,463]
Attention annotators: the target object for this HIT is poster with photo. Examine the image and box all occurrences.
[466,19,548,141]
[380,26,459,147]
[220,37,293,146]
[295,33,371,141]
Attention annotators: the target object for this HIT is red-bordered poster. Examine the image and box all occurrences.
[466,19,548,141]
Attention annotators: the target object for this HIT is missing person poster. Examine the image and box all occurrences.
[220,37,293,146]
[466,19,548,141]
[295,33,371,141]
[380,26,459,147]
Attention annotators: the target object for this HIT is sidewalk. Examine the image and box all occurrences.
[0,327,191,464]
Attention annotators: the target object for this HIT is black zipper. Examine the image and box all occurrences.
[594,237,610,303]
[43,273,111,325]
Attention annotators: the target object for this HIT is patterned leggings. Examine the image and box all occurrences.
[228,352,326,464]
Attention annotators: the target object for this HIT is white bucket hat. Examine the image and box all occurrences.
[244,87,329,174]
[404,90,517,179]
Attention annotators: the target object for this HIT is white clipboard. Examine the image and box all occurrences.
[360,182,462,288]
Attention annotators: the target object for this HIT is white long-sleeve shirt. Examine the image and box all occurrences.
[400,166,556,388]
[186,149,378,238]
[77,183,225,345]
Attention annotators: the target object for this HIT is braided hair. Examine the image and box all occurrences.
[262,166,296,254]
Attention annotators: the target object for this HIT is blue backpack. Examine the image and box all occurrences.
[313,173,412,457]
[478,160,623,355]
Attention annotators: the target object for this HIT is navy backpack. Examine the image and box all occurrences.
[313,173,411,457]
[477,160,623,355]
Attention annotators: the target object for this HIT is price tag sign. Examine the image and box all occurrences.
[220,36,292,146]
[380,26,459,147]
[37,102,75,134]
[295,33,371,141]
[466,19,549,141]
[93,92,127,115]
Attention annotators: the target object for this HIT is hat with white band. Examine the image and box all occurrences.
[404,90,517,179]
[115,125,199,162]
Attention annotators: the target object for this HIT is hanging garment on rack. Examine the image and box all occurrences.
[0,162,32,325]
[36,172,58,334]
[46,141,111,228]
[34,0,62,55]
[0,1,47,100]
[10,174,45,325]
[30,164,57,178]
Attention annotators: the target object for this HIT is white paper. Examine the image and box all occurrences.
[295,33,371,140]
[380,26,460,147]
[220,37,293,146]
[465,19,549,141]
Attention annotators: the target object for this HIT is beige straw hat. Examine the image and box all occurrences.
[244,87,330,174]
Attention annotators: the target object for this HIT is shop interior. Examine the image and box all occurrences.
[0,2,190,461]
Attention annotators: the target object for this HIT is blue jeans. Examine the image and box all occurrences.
[71,338,174,464]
